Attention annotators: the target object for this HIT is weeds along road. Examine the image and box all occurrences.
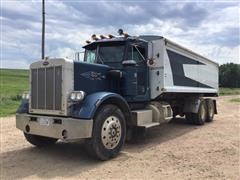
[0,96,239,179]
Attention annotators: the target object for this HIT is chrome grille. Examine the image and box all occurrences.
[31,66,62,110]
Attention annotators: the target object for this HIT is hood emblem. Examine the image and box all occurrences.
[80,71,106,80]
[43,61,49,66]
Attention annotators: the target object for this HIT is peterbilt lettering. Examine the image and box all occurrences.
[16,31,218,160]
[80,71,106,80]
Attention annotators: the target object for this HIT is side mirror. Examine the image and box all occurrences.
[122,60,137,66]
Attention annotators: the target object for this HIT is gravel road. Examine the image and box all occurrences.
[0,96,239,179]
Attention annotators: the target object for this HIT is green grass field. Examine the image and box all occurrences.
[219,88,240,96]
[0,69,239,117]
[229,97,240,103]
[0,69,29,117]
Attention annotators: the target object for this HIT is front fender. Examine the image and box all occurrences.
[72,92,131,120]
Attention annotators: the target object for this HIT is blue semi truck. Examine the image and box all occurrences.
[16,31,218,160]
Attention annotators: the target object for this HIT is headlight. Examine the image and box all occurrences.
[70,93,76,101]
[22,92,30,100]
[70,91,85,101]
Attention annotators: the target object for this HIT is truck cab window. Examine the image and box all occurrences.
[127,45,146,63]
[84,49,96,63]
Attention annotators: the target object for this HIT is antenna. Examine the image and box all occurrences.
[42,0,45,60]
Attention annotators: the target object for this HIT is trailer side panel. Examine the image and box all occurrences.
[149,38,218,99]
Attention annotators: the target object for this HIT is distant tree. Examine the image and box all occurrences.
[219,63,240,88]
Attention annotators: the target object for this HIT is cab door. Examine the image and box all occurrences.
[122,43,149,102]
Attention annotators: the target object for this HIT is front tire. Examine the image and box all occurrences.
[85,104,126,160]
[24,133,57,147]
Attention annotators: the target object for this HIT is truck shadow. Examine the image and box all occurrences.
[125,117,200,152]
[1,117,201,179]
[1,142,102,179]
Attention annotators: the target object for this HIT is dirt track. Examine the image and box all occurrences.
[0,96,239,179]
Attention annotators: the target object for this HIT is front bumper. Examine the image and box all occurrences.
[16,113,93,140]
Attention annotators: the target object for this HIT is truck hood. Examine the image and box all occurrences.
[73,61,116,95]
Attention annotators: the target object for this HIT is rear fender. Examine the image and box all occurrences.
[183,98,201,113]
[205,98,217,114]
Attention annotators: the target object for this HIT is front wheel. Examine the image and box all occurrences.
[85,104,126,160]
[24,133,57,147]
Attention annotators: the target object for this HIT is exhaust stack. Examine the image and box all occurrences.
[41,0,45,60]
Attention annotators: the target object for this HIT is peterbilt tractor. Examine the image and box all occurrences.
[16,30,218,160]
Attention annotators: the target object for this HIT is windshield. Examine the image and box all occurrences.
[98,44,125,63]
[84,42,125,64]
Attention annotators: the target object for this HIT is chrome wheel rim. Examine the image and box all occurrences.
[209,105,214,118]
[200,105,206,120]
[101,116,121,149]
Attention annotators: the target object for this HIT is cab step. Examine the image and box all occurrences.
[139,122,160,128]
[131,109,161,128]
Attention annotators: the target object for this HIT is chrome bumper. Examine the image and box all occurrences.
[16,114,93,140]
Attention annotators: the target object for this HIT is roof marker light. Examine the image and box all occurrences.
[108,34,115,39]
[91,34,99,41]
[124,33,130,38]
[100,35,106,39]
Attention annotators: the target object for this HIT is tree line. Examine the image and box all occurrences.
[219,63,240,88]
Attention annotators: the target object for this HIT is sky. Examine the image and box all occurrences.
[1,0,240,69]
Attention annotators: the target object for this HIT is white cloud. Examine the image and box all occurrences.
[204,6,239,30]
[1,1,239,69]
[48,47,75,59]
[182,44,240,64]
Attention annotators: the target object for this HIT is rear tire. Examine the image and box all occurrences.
[85,104,126,160]
[205,99,215,122]
[185,113,194,124]
[24,133,57,147]
[192,100,207,125]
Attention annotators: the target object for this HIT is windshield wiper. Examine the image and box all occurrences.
[95,46,104,64]
[134,45,145,62]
